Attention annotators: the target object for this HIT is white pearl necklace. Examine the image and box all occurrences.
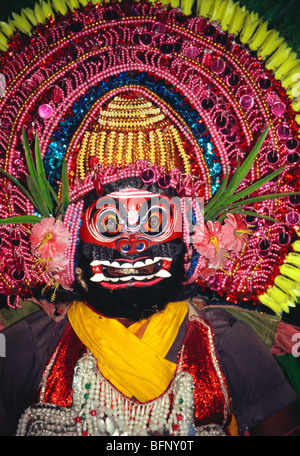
[16,350,225,436]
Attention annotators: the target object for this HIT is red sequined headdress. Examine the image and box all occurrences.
[0,0,299,316]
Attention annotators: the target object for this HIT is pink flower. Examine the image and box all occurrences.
[53,270,72,291]
[30,217,70,260]
[199,265,216,280]
[193,220,224,259]
[207,248,228,269]
[221,213,249,254]
[47,255,69,273]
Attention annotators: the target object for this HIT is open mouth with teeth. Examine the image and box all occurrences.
[90,257,172,289]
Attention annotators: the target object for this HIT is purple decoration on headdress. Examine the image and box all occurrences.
[160,43,174,54]
[153,22,167,34]
[184,46,200,59]
[266,150,279,165]
[211,59,225,74]
[285,138,299,151]
[12,269,25,282]
[141,168,156,184]
[289,195,300,206]
[271,101,286,117]
[227,73,240,87]
[201,97,215,110]
[259,239,271,255]
[221,123,233,136]
[278,230,291,246]
[277,125,290,140]
[38,104,53,119]
[139,33,152,46]
[258,77,271,91]
[239,95,254,110]
[286,211,300,226]
[22,78,37,93]
[216,114,227,128]
[158,174,171,188]
[287,151,299,164]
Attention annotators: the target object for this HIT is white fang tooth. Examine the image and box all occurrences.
[90,274,105,282]
[146,275,154,280]
[90,260,110,266]
[134,261,145,268]
[111,261,121,268]
[144,259,154,266]
[133,276,146,281]
[90,260,102,266]
[154,257,172,263]
[120,276,134,282]
[121,263,132,268]
[110,277,119,282]
[155,269,171,278]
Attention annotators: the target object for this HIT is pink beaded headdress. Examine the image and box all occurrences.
[0,0,300,316]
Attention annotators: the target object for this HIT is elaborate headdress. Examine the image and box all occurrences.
[0,0,300,316]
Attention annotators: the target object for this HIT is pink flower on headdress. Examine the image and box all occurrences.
[53,270,72,291]
[207,248,228,269]
[48,255,69,274]
[221,213,249,254]
[30,217,70,260]
[193,220,224,259]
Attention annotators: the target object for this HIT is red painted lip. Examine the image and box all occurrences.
[113,257,149,263]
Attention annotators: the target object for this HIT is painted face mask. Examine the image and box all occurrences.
[80,188,183,290]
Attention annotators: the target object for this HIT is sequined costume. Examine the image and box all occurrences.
[0,304,297,435]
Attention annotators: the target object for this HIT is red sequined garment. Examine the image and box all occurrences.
[21,313,232,436]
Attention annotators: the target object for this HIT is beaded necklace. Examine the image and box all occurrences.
[17,346,225,436]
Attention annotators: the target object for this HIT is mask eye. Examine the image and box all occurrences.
[142,207,168,236]
[97,209,122,237]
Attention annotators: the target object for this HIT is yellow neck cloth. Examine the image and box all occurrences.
[68,300,188,402]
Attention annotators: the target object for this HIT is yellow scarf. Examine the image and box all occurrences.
[68,300,188,402]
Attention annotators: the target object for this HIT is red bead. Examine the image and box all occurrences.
[81,431,88,436]
[89,155,99,170]
[75,416,81,423]
[172,424,179,431]
[92,174,103,196]
[176,414,183,421]
[90,410,97,416]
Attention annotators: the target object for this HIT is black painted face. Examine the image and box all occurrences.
[76,238,187,321]
[75,187,187,319]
